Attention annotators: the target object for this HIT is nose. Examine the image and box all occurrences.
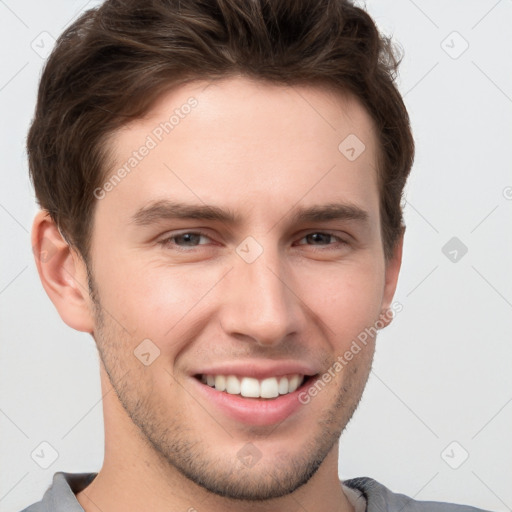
[218,242,304,347]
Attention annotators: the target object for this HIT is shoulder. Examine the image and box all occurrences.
[18,472,97,512]
[343,476,494,512]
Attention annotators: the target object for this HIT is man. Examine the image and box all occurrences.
[23,0,492,510]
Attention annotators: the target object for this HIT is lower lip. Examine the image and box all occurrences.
[191,376,316,426]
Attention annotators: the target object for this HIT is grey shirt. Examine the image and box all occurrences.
[20,472,492,512]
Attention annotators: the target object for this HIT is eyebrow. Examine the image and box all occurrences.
[130,199,369,227]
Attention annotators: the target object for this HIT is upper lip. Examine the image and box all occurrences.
[192,361,319,380]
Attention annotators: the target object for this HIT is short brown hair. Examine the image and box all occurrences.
[27,0,414,264]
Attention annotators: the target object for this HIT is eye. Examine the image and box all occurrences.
[295,232,348,249]
[157,230,349,252]
[158,231,213,250]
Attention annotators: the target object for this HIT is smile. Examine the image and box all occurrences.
[197,374,305,399]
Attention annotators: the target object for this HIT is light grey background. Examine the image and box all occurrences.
[1,0,511,510]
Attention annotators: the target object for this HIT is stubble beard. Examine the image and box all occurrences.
[87,268,374,501]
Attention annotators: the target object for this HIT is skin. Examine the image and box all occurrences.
[32,76,403,512]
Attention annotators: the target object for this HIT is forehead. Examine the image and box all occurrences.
[98,76,380,230]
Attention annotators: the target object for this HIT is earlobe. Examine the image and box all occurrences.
[379,231,404,329]
[31,210,95,333]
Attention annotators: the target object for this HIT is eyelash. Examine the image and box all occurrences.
[157,230,349,252]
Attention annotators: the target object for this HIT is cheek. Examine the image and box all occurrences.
[93,246,385,350]
[301,262,385,342]
[97,259,224,339]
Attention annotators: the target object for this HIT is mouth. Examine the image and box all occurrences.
[194,373,318,400]
[190,363,321,425]
[192,372,319,426]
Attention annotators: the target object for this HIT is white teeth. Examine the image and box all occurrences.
[214,375,226,392]
[226,375,241,394]
[200,373,305,398]
[288,375,300,392]
[260,377,279,398]
[278,377,289,395]
[240,377,260,398]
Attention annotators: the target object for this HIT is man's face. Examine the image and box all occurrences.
[86,77,398,499]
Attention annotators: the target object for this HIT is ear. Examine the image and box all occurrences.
[378,230,404,329]
[31,210,95,333]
